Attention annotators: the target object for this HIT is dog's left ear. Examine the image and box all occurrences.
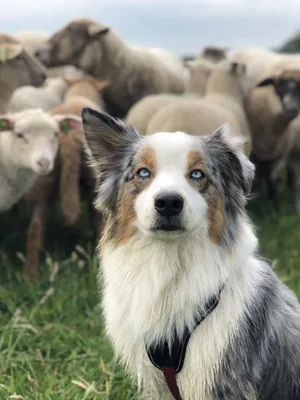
[207,124,255,196]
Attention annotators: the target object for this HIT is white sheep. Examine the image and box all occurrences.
[35,18,187,118]
[0,108,61,212]
[8,78,69,113]
[146,60,253,156]
[125,58,215,134]
[8,77,70,112]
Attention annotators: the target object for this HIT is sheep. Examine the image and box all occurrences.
[146,60,253,157]
[0,33,47,113]
[199,46,229,63]
[0,108,60,212]
[8,77,70,112]
[125,58,215,134]
[23,77,109,280]
[245,68,300,208]
[23,113,89,280]
[35,18,187,118]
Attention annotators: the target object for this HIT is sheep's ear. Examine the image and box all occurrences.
[94,79,111,91]
[53,115,82,135]
[0,44,22,63]
[256,77,275,87]
[206,124,255,196]
[81,107,140,176]
[0,118,13,131]
[87,23,110,37]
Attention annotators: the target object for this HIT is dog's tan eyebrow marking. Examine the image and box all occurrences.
[186,150,206,173]
[136,146,157,174]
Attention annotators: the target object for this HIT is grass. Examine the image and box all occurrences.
[1,187,300,399]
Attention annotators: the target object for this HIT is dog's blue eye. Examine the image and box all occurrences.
[136,168,151,179]
[190,170,203,180]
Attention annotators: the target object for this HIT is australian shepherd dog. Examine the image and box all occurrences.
[81,107,300,400]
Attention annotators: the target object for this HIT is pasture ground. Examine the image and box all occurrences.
[1,186,300,399]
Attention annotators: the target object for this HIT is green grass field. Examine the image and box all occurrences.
[1,188,300,400]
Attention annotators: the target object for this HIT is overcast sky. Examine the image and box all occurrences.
[1,0,300,55]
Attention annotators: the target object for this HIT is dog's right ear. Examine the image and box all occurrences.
[256,77,275,87]
[81,108,141,209]
[81,107,139,175]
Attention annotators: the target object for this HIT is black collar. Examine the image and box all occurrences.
[146,286,224,374]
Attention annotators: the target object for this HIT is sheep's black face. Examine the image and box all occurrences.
[274,79,300,118]
[256,76,300,119]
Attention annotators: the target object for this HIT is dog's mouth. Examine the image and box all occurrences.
[151,218,185,233]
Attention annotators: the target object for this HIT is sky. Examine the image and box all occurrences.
[1,0,300,56]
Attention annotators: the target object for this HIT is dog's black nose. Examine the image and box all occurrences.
[154,193,184,217]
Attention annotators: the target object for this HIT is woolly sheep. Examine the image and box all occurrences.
[125,58,215,134]
[0,108,60,212]
[0,33,47,113]
[35,18,187,118]
[8,77,70,112]
[245,69,300,207]
[146,60,253,156]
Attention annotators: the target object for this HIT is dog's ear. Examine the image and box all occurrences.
[81,107,141,209]
[206,124,255,197]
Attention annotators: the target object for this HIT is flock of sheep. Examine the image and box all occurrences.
[1,17,300,280]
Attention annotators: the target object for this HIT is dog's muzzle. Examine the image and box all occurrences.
[152,192,185,232]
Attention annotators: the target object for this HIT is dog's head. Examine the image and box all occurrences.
[82,108,255,247]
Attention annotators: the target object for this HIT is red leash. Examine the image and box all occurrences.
[162,367,183,400]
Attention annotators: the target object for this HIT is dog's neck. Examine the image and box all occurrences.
[100,215,258,353]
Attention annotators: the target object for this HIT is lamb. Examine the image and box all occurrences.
[23,113,86,280]
[35,18,187,118]
[146,60,253,156]
[0,33,47,113]
[0,108,59,212]
[125,58,215,134]
[23,78,108,280]
[244,69,300,207]
[8,77,70,112]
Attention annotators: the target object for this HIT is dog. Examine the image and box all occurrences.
[81,107,300,400]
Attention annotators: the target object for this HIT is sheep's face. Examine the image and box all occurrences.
[256,72,300,119]
[0,110,59,175]
[35,19,110,73]
[81,108,254,248]
[0,38,46,90]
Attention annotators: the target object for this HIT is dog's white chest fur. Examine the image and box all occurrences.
[99,224,260,400]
